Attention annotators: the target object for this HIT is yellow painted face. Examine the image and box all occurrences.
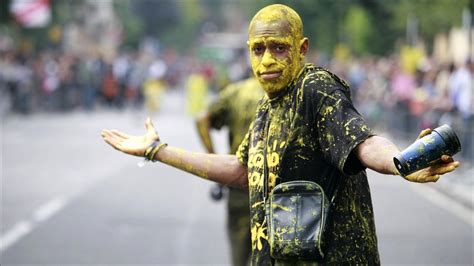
[248,5,306,98]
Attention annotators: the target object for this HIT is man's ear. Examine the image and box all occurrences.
[299,37,309,56]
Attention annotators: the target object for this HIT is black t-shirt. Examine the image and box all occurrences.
[237,64,380,265]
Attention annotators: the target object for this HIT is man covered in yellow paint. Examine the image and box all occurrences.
[102,4,460,265]
[196,76,263,266]
[186,69,209,116]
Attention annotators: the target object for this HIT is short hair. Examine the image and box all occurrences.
[249,4,304,39]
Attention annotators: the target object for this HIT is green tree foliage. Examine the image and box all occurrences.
[0,0,12,24]
[242,0,471,56]
[114,0,143,49]
[344,6,372,55]
[161,0,203,52]
[385,0,470,40]
[132,0,179,36]
[127,0,207,52]
[1,0,472,56]
[358,0,397,56]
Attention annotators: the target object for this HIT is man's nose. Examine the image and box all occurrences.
[261,50,275,67]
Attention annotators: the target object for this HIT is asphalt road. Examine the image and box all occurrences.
[1,90,473,265]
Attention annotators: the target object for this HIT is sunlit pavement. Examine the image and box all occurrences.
[1,89,472,265]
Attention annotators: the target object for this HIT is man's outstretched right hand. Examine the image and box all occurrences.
[101,117,160,157]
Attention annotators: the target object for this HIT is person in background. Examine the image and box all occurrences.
[449,60,473,165]
[143,58,167,113]
[186,63,211,117]
[196,74,263,265]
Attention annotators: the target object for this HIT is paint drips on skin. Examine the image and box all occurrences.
[162,148,211,179]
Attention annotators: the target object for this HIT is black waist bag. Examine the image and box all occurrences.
[266,180,330,261]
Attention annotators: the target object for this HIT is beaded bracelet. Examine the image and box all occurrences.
[144,140,168,162]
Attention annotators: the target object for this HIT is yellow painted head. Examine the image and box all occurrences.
[248,4,308,98]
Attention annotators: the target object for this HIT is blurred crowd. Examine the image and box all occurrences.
[330,55,473,166]
[0,46,246,114]
[1,47,472,165]
[0,48,180,114]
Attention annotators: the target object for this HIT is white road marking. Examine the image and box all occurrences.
[0,159,133,255]
[0,221,33,252]
[0,197,68,254]
[411,184,473,227]
[33,197,67,223]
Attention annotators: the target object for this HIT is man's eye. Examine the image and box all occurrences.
[275,45,286,52]
[253,46,263,54]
